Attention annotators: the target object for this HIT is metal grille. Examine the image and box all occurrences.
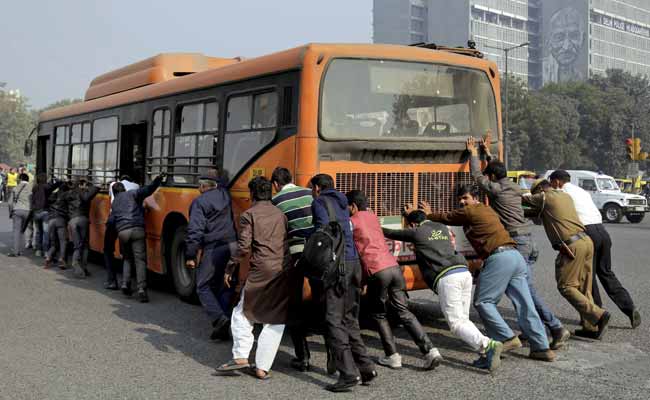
[417,172,475,212]
[335,172,414,217]
[628,198,646,206]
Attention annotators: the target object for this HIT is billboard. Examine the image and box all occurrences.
[542,0,589,84]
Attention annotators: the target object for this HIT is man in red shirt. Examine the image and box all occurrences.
[346,190,442,370]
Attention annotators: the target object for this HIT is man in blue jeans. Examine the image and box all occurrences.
[422,184,555,362]
[467,136,570,350]
[185,175,238,341]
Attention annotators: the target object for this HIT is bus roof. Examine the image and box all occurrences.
[39,43,498,123]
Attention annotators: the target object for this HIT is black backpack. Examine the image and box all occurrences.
[300,196,346,290]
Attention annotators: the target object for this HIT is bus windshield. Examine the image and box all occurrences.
[320,58,498,140]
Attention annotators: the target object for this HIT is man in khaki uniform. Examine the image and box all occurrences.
[523,179,610,339]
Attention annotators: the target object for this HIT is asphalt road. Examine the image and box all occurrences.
[1,203,649,400]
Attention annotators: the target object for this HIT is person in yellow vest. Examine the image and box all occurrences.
[6,167,18,197]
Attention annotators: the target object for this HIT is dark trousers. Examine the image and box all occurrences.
[69,216,89,267]
[47,217,67,261]
[118,227,147,290]
[103,219,118,284]
[368,265,432,356]
[197,244,234,322]
[288,266,326,362]
[585,224,636,316]
[325,259,374,380]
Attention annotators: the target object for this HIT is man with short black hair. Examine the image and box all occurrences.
[422,184,555,362]
[523,178,610,339]
[112,173,165,302]
[185,175,238,340]
[548,170,639,329]
[216,176,290,380]
[65,179,100,278]
[384,209,503,371]
[46,181,71,269]
[347,190,442,371]
[270,167,321,372]
[468,136,569,349]
[310,174,376,392]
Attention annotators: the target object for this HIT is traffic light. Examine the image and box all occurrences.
[627,138,648,161]
[626,138,635,160]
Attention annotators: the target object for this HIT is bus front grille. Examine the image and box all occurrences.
[335,171,474,217]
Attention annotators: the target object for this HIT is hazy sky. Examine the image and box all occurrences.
[1,0,372,109]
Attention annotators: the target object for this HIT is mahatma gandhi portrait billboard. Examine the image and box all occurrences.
[542,0,589,84]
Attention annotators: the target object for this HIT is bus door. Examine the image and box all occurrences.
[37,135,50,175]
[120,122,147,184]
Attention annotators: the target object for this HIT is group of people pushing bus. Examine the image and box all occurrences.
[6,133,641,392]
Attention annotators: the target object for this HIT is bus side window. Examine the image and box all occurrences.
[53,125,69,179]
[223,91,277,181]
[91,116,119,186]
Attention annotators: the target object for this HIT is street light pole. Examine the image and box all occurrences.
[485,42,529,168]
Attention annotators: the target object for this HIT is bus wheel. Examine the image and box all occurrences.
[169,225,197,302]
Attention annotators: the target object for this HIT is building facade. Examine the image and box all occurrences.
[373,0,650,88]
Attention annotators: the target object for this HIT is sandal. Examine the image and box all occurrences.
[215,359,250,372]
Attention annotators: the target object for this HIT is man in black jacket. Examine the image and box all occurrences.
[111,173,165,302]
[65,179,100,278]
[185,175,237,340]
[45,182,71,269]
[31,174,62,257]
[383,210,504,372]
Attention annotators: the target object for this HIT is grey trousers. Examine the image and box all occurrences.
[47,217,67,261]
[69,216,90,267]
[12,210,29,254]
[118,227,147,290]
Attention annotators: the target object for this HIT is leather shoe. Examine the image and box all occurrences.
[290,358,310,372]
[325,377,359,392]
[573,329,599,339]
[121,283,132,296]
[502,336,523,352]
[595,311,610,340]
[360,369,378,385]
[529,349,556,362]
[550,327,571,350]
[629,309,641,329]
[210,317,230,341]
[137,289,149,303]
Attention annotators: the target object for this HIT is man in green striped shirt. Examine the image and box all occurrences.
[271,167,326,372]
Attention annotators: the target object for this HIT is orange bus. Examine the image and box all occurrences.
[33,43,502,299]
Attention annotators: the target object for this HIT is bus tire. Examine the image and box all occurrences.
[603,204,623,223]
[169,225,197,302]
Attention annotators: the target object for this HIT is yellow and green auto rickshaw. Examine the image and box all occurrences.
[507,170,537,193]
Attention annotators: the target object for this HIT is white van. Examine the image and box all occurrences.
[544,170,649,223]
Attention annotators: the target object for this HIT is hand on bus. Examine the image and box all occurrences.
[403,203,416,216]
[466,137,478,156]
[224,273,233,288]
[418,200,432,215]
[157,172,168,181]
[480,130,492,156]
[185,259,196,269]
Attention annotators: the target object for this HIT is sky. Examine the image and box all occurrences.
[0,0,372,109]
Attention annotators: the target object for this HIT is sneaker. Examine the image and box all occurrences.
[550,327,571,350]
[377,353,402,369]
[484,339,503,372]
[83,268,91,277]
[72,263,85,278]
[290,358,310,372]
[630,309,641,329]
[423,348,443,370]
[502,336,523,352]
[34,250,43,257]
[472,355,489,369]
[7,252,20,257]
[529,349,556,362]
[137,289,149,303]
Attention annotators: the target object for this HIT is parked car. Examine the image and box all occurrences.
[544,170,649,223]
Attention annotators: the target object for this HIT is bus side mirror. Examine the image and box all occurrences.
[24,139,33,157]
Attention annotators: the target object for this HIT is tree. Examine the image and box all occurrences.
[0,90,36,166]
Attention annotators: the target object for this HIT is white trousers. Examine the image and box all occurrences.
[437,271,490,352]
[231,290,285,372]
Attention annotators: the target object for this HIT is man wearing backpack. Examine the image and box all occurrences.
[309,174,376,393]
[347,190,442,371]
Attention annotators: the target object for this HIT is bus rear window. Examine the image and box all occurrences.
[320,59,498,140]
